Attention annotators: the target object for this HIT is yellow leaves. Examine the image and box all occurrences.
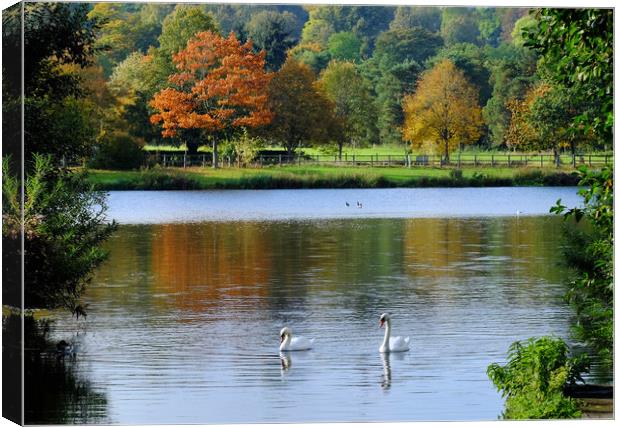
[402,59,482,158]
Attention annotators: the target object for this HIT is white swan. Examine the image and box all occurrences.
[379,313,410,353]
[279,327,314,351]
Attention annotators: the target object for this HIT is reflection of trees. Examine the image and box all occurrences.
[3,315,109,424]
[402,217,569,303]
[89,217,569,317]
[150,223,272,312]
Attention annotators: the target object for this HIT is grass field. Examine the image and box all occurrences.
[87,164,580,191]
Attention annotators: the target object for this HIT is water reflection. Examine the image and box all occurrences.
[40,215,607,424]
[280,352,292,375]
[2,315,109,424]
[380,352,391,390]
[380,352,407,391]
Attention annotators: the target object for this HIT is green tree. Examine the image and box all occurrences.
[302,6,395,56]
[326,31,362,62]
[3,2,100,166]
[475,8,501,47]
[374,27,443,67]
[441,7,481,46]
[318,61,378,158]
[524,8,613,140]
[265,59,339,155]
[389,6,441,32]
[245,10,298,71]
[482,42,538,148]
[158,5,219,59]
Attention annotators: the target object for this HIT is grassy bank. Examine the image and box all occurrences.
[86,165,580,191]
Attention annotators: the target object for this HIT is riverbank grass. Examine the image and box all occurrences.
[86,165,580,190]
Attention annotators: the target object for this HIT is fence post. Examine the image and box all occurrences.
[371,155,373,167]
[508,154,511,167]
[352,154,356,166]
[163,154,167,167]
[540,155,543,168]
[491,155,494,166]
[572,154,576,168]
[458,153,461,168]
[474,155,477,167]
[589,154,592,167]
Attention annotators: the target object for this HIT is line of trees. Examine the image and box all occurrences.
[45,4,611,170]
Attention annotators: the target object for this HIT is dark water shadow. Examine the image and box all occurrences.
[3,314,109,424]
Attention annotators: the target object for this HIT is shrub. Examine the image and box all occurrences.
[2,155,117,315]
[487,336,589,419]
[88,133,146,170]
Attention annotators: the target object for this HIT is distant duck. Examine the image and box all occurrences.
[378,313,410,353]
[279,327,314,351]
[345,202,350,207]
[357,201,363,208]
[56,340,74,356]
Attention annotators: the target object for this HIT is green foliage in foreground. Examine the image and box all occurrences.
[487,337,589,419]
[85,166,580,191]
[2,155,117,316]
[551,166,613,366]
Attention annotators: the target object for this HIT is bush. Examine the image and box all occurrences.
[551,166,613,365]
[487,336,589,419]
[88,133,146,170]
[2,155,117,315]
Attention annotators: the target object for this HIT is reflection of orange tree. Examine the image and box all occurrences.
[150,223,272,313]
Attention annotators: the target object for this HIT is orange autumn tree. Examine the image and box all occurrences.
[402,59,483,163]
[150,31,273,168]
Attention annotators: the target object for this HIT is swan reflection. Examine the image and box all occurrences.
[380,351,406,390]
[279,352,292,375]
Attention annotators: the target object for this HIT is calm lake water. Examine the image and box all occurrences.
[31,187,596,424]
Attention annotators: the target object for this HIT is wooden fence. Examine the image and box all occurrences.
[146,152,612,169]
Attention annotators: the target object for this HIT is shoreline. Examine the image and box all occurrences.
[86,166,581,191]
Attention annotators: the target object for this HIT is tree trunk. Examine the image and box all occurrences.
[444,139,450,164]
[338,142,343,161]
[212,139,219,169]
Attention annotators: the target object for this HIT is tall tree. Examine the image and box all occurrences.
[318,61,378,158]
[482,43,538,148]
[403,60,483,162]
[265,59,338,155]
[245,11,298,71]
[149,32,273,166]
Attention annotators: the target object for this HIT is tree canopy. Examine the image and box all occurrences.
[403,59,483,161]
[149,31,273,163]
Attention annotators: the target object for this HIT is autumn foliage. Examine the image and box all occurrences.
[402,59,483,162]
[149,31,273,147]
